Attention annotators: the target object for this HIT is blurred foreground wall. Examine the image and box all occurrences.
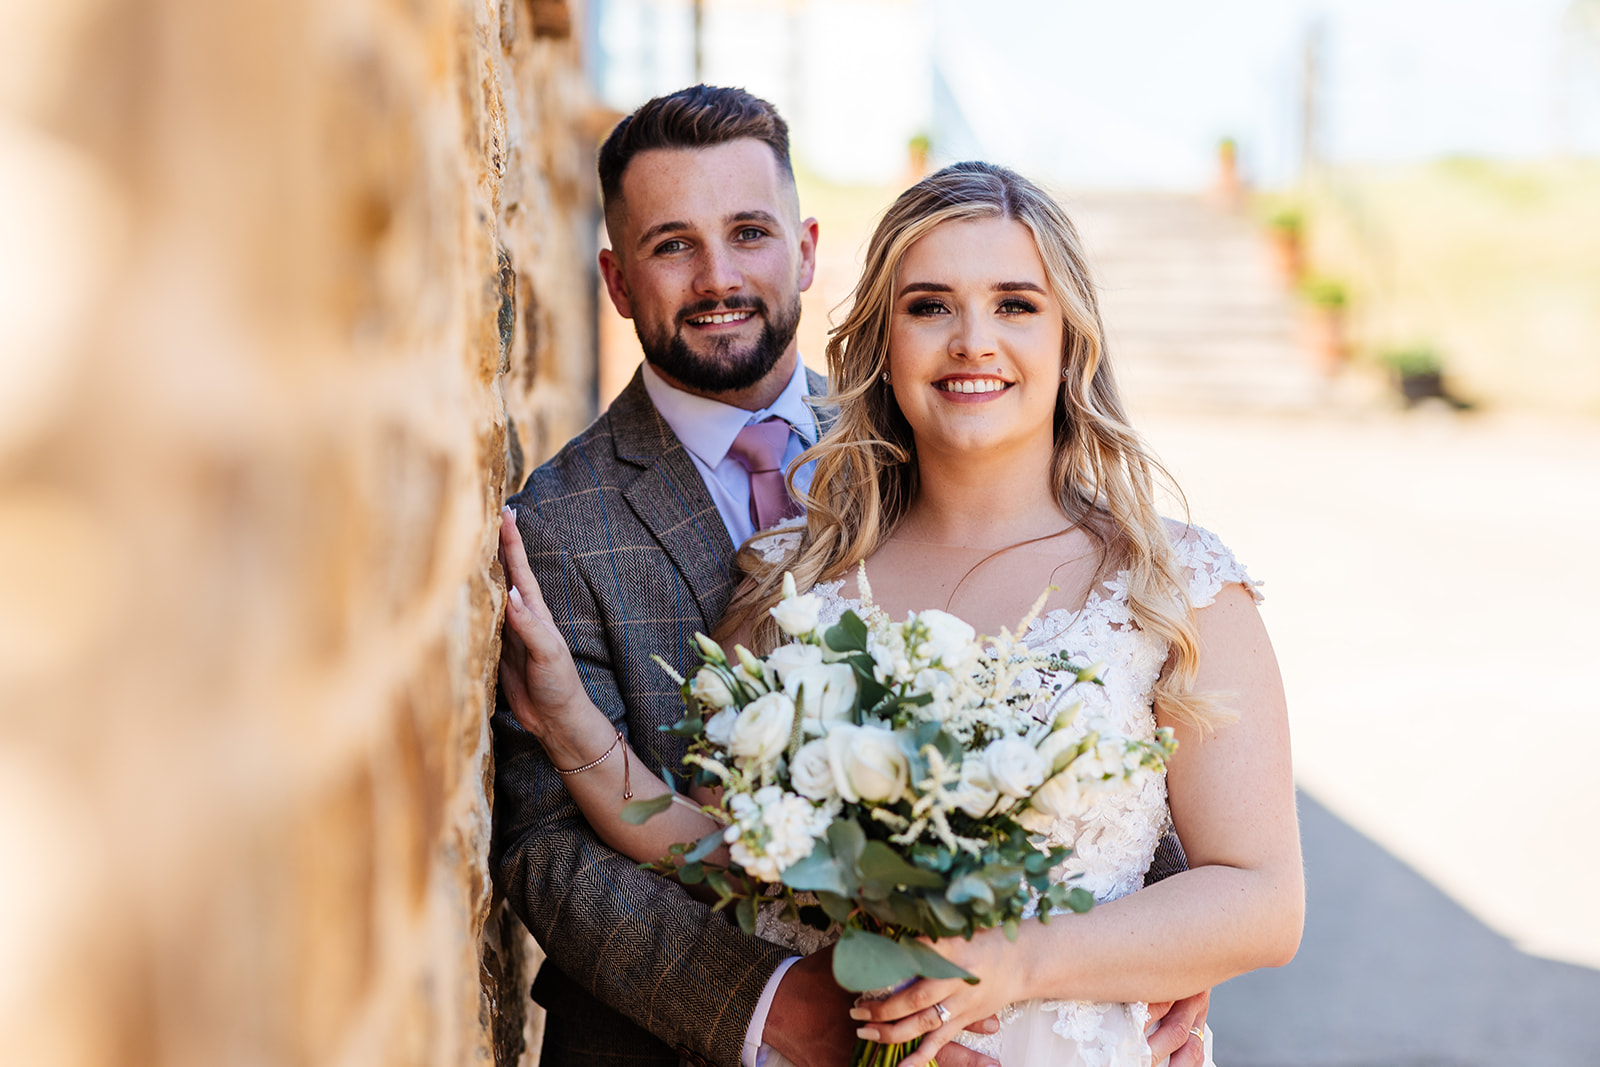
[0,0,596,1063]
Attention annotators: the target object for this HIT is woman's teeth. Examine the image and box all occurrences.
[688,311,753,325]
[937,378,1008,394]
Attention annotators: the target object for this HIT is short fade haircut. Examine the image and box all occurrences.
[597,84,795,220]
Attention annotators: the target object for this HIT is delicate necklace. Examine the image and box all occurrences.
[893,527,1093,613]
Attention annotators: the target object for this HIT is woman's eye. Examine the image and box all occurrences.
[999,298,1039,315]
[907,299,949,317]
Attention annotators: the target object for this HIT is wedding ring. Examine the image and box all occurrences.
[933,1002,952,1025]
[1189,1026,1205,1041]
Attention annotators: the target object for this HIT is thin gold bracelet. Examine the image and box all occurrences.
[552,728,632,799]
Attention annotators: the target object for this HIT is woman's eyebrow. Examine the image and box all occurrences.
[994,281,1047,294]
[896,281,953,298]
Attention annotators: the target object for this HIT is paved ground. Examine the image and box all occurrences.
[1136,408,1600,1066]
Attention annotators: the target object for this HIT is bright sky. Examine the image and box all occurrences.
[594,0,1600,187]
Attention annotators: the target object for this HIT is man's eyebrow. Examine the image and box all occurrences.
[636,220,692,249]
[729,210,782,227]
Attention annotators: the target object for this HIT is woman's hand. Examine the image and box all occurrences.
[848,928,1029,1067]
[497,506,596,757]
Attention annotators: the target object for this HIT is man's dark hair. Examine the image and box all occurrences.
[597,84,794,213]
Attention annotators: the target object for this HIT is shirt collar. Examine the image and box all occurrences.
[641,358,818,469]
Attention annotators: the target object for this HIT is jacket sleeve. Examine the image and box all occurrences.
[491,505,788,1067]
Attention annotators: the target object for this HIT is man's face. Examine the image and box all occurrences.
[599,139,818,399]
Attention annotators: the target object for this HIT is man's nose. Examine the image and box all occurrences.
[693,241,743,297]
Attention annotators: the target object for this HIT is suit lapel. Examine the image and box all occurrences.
[610,372,738,628]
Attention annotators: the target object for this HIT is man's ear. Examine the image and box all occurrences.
[598,248,634,319]
[795,216,819,294]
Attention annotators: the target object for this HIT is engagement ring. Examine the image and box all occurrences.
[933,1002,952,1024]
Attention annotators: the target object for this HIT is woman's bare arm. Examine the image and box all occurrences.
[853,583,1304,1066]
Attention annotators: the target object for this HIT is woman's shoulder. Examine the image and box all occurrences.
[1161,518,1264,609]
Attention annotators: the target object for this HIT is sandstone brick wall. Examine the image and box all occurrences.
[0,1,595,1063]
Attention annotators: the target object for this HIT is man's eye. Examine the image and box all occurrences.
[736,227,767,241]
[655,239,689,255]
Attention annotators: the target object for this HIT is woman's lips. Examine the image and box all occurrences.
[934,376,1011,397]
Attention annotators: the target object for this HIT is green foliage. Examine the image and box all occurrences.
[1377,345,1444,376]
[1300,276,1347,309]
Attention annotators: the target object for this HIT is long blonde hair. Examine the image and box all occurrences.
[724,162,1217,727]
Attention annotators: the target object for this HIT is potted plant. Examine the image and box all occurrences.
[1299,276,1347,375]
[1266,207,1305,284]
[1377,346,1451,407]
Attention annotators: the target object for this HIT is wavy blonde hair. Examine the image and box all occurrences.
[723,162,1218,727]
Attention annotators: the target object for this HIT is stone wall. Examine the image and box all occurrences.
[0,0,595,1063]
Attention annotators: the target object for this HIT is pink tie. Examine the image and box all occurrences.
[728,418,803,531]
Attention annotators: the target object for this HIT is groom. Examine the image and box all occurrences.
[492,85,1209,1067]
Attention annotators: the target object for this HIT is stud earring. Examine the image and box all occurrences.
[1060,366,1070,379]
[881,372,891,384]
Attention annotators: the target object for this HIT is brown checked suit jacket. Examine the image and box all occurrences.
[490,366,1190,1067]
[492,368,821,1067]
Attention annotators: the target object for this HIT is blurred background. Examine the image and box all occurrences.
[3,0,1596,1064]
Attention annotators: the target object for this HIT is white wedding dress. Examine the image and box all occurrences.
[756,524,1260,1067]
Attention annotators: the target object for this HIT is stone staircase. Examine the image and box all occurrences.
[1064,192,1327,415]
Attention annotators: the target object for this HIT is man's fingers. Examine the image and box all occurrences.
[499,507,555,620]
[927,1041,998,1067]
[1146,990,1209,1063]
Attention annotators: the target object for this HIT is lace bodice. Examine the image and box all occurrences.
[756,523,1258,1064]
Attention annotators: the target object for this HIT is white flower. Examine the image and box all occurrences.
[704,707,740,748]
[790,739,838,800]
[784,662,858,736]
[913,609,976,666]
[690,667,736,710]
[952,757,1000,818]
[771,593,824,637]
[1035,727,1081,774]
[1026,769,1090,825]
[725,785,826,883]
[764,642,824,686]
[825,724,909,804]
[984,737,1047,799]
[728,692,797,765]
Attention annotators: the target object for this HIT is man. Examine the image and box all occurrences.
[491,85,1209,1067]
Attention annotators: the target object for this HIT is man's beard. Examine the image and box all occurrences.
[637,294,802,394]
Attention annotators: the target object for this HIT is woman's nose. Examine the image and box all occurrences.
[948,311,997,361]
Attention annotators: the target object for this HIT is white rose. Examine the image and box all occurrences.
[785,662,858,736]
[770,593,824,637]
[952,757,1000,818]
[764,642,824,686]
[1028,769,1089,823]
[984,737,1048,799]
[690,667,736,710]
[790,739,838,800]
[825,724,909,804]
[729,692,797,765]
[704,707,740,748]
[913,609,976,666]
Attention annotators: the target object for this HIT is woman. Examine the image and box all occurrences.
[500,162,1303,1066]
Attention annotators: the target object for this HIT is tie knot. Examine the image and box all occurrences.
[728,418,791,474]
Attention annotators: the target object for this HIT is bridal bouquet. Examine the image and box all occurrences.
[628,572,1175,1065]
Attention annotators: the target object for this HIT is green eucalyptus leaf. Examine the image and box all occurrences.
[831,928,917,993]
[827,820,867,882]
[899,937,979,986]
[946,873,994,907]
[859,841,946,890]
[736,897,758,935]
[705,870,733,900]
[677,861,704,885]
[818,891,854,923]
[779,849,851,896]
[620,794,675,825]
[926,893,966,933]
[1003,917,1020,942]
[683,828,724,865]
[1066,887,1095,914]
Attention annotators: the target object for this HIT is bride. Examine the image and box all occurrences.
[498,161,1303,1066]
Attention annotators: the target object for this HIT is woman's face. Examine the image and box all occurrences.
[886,216,1065,467]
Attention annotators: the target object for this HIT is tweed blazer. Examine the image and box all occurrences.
[492,367,827,1067]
